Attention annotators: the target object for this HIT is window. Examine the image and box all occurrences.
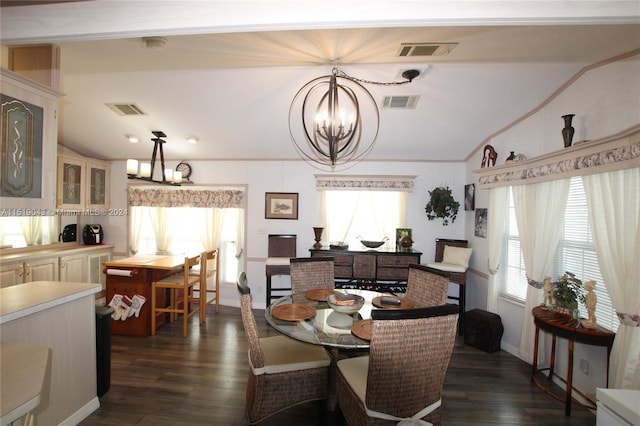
[323,190,405,246]
[500,177,619,331]
[135,206,241,284]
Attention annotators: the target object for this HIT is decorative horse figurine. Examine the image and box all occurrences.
[481,144,498,168]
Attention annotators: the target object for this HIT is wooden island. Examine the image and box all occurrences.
[102,254,188,336]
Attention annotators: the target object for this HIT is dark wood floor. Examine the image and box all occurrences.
[81,305,596,425]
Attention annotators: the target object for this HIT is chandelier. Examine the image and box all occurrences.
[289,67,419,171]
[126,131,181,185]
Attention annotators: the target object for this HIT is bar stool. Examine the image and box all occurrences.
[151,254,202,337]
[265,234,296,306]
[426,238,472,335]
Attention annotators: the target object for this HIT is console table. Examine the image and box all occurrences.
[309,246,421,292]
[531,306,615,416]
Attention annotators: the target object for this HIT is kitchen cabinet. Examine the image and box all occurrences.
[0,257,59,288]
[56,155,110,211]
[0,244,113,290]
[59,252,86,282]
[87,247,111,296]
[0,69,62,212]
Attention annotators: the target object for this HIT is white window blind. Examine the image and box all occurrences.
[500,178,619,331]
[552,177,619,331]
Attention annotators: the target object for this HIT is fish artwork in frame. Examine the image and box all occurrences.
[265,192,299,220]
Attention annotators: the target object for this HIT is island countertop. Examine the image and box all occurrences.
[0,281,101,325]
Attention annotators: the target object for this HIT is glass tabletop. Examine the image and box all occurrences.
[265,289,391,349]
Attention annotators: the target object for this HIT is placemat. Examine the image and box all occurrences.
[271,303,317,321]
[351,319,372,341]
[372,296,414,309]
[304,288,336,301]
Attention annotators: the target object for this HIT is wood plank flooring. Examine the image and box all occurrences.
[81,305,596,425]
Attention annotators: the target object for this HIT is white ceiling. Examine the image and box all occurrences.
[1,1,639,169]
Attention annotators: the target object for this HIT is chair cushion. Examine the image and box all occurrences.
[266,257,291,266]
[337,355,369,402]
[442,246,472,268]
[426,262,467,273]
[254,335,330,374]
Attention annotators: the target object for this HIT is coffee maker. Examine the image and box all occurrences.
[83,224,104,245]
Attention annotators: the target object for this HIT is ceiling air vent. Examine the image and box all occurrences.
[105,103,147,116]
[382,95,420,109]
[397,43,458,57]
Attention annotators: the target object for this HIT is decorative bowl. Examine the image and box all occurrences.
[330,242,348,250]
[360,237,388,248]
[327,293,365,315]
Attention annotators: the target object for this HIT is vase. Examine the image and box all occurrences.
[562,114,575,148]
[313,227,324,248]
[505,151,516,164]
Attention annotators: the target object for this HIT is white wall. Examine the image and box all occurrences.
[106,158,468,308]
[464,55,640,399]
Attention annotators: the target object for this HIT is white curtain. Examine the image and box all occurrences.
[19,217,41,245]
[583,168,640,389]
[150,207,176,254]
[514,179,571,364]
[44,216,59,244]
[486,186,509,313]
[129,206,146,254]
[200,208,223,251]
[322,191,403,245]
[235,207,245,260]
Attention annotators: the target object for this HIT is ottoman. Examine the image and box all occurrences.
[464,309,503,353]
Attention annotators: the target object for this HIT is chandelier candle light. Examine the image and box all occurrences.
[289,67,420,170]
[127,131,182,185]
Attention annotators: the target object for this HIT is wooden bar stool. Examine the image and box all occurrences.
[151,254,202,337]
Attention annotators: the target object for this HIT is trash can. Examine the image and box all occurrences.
[95,305,113,397]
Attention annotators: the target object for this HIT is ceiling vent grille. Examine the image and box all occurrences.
[382,95,420,109]
[397,43,457,57]
[105,103,147,116]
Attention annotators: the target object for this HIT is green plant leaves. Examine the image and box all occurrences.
[425,186,460,226]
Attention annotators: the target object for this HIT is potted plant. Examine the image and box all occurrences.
[551,271,585,315]
[425,186,460,226]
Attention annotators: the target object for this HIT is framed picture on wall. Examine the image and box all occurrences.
[475,208,487,238]
[464,183,475,211]
[265,192,298,220]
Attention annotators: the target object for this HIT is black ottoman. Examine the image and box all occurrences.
[464,309,503,353]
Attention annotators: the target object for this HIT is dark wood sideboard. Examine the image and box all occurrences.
[309,246,422,292]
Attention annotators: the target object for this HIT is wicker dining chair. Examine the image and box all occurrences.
[237,272,331,425]
[336,304,459,426]
[405,263,451,308]
[289,257,335,293]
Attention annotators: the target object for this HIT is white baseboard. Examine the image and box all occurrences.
[59,397,100,426]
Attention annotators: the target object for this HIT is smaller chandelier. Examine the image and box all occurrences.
[126,131,181,185]
[289,67,419,171]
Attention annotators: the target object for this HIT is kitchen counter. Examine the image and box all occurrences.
[0,281,101,425]
[0,243,114,265]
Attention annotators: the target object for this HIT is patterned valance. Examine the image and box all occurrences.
[315,174,416,192]
[475,126,640,189]
[127,186,245,208]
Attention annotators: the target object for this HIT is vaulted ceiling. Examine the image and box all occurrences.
[1,1,639,167]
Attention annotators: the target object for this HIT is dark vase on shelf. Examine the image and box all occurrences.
[505,151,516,164]
[313,227,324,248]
[562,114,575,148]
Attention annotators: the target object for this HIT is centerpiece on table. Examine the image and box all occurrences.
[543,271,586,317]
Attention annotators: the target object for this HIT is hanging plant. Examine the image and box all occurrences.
[425,186,460,226]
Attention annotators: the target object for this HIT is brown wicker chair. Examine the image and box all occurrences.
[405,264,450,308]
[336,304,459,426]
[289,257,335,294]
[237,272,331,425]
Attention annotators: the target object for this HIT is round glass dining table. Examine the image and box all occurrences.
[265,288,391,349]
